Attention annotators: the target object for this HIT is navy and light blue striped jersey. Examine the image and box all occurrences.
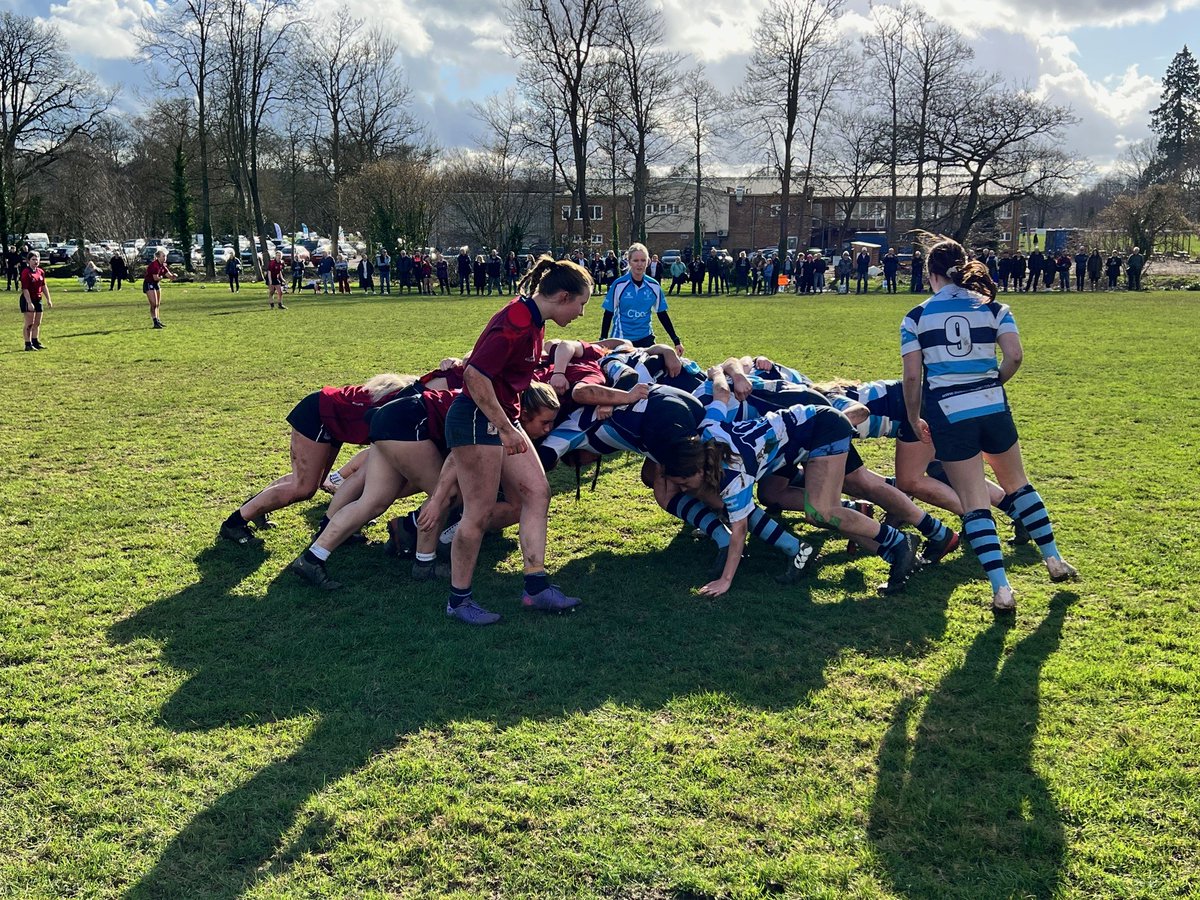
[602,273,667,342]
[828,379,905,439]
[540,384,704,465]
[752,362,812,386]
[901,286,1017,421]
[900,286,1017,390]
[601,349,704,392]
[700,402,828,522]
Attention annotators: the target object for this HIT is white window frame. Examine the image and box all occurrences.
[996,202,1013,220]
[561,205,604,221]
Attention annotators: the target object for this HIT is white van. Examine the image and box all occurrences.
[24,233,50,250]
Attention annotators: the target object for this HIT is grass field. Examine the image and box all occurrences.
[2,279,1199,899]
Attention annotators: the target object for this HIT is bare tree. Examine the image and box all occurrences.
[298,20,418,259]
[0,12,112,250]
[740,0,844,260]
[926,88,1082,242]
[507,0,613,247]
[813,112,889,243]
[139,0,220,276]
[676,65,722,258]
[609,0,680,243]
[900,6,975,229]
[1101,185,1192,263]
[862,2,909,239]
[216,0,295,277]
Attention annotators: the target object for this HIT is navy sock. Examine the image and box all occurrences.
[915,512,950,542]
[524,571,550,595]
[223,509,246,529]
[747,506,801,556]
[962,509,1010,591]
[874,523,906,561]
[1002,484,1060,559]
[666,493,730,549]
[448,584,472,609]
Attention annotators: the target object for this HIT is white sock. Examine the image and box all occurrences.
[439,522,458,545]
[416,551,436,563]
[308,543,331,561]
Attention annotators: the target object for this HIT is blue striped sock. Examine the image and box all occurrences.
[962,510,1010,591]
[915,512,949,543]
[666,493,730,549]
[448,584,472,609]
[1003,484,1060,559]
[874,523,906,561]
[747,507,800,556]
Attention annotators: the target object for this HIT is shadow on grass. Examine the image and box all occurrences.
[868,591,1078,899]
[110,532,952,899]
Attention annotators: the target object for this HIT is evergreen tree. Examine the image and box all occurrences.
[170,139,194,273]
[1149,46,1200,181]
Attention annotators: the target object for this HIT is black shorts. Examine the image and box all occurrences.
[369,394,432,444]
[628,334,657,348]
[20,297,42,313]
[444,395,507,448]
[142,282,159,293]
[774,407,862,483]
[924,387,1019,462]
[286,391,335,443]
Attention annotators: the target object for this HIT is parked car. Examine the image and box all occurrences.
[47,244,70,263]
[660,249,681,267]
[166,248,185,265]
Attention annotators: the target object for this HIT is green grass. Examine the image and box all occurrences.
[1,279,1198,899]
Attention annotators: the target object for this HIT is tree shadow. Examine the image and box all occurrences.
[868,591,1078,899]
[111,533,952,898]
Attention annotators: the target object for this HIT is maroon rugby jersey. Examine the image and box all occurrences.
[464,295,544,421]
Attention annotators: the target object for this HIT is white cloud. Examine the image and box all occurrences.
[46,0,153,60]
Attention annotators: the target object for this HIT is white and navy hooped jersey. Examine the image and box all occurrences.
[752,363,812,386]
[601,349,704,392]
[602,273,667,342]
[540,384,703,465]
[700,402,827,522]
[900,286,1017,390]
[829,379,905,439]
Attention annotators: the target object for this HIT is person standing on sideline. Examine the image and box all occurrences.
[668,255,687,295]
[436,255,450,294]
[1025,247,1043,292]
[882,248,899,294]
[419,257,594,625]
[901,235,1077,614]
[457,247,472,295]
[356,254,374,294]
[376,248,391,294]
[600,242,683,354]
[317,253,334,294]
[267,250,288,309]
[909,248,924,293]
[486,250,503,295]
[5,245,19,292]
[835,251,852,292]
[1087,248,1102,290]
[1106,252,1122,289]
[143,248,175,328]
[225,253,241,292]
[19,250,51,350]
[855,248,871,294]
[335,254,351,294]
[291,253,305,294]
[1074,248,1088,292]
[1126,247,1145,290]
[109,250,129,291]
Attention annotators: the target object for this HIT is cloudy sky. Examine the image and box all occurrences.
[17,0,1198,176]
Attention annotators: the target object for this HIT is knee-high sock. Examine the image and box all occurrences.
[746,506,801,556]
[914,511,950,543]
[962,509,1010,591]
[874,523,906,561]
[997,484,1060,559]
[666,494,730,549]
